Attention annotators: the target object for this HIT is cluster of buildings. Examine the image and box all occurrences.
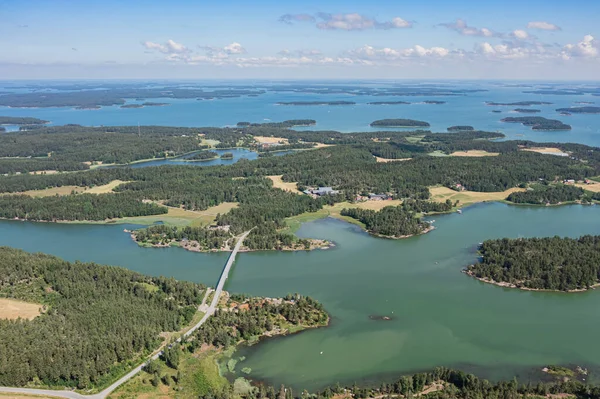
[355,193,393,201]
[303,187,340,197]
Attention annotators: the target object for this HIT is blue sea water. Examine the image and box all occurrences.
[1,80,599,146]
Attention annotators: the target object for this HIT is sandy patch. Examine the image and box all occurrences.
[86,180,129,194]
[375,156,412,163]
[0,298,42,320]
[522,147,568,154]
[254,136,289,144]
[313,143,334,149]
[429,186,525,207]
[268,175,302,194]
[450,150,499,157]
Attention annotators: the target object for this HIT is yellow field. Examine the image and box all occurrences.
[375,156,412,163]
[450,150,499,157]
[578,182,600,193]
[429,186,525,206]
[122,202,239,227]
[20,180,129,197]
[0,298,42,320]
[313,143,334,149]
[254,136,289,144]
[522,147,567,154]
[268,175,301,194]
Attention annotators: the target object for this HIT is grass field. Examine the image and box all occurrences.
[254,136,288,144]
[450,150,499,157]
[578,182,600,193]
[20,180,129,197]
[521,147,567,155]
[0,298,42,320]
[429,186,525,207]
[282,200,403,234]
[268,175,301,194]
[120,202,239,227]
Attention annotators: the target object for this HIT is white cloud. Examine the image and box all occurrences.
[223,42,246,54]
[527,21,561,31]
[143,39,189,55]
[348,44,450,60]
[280,12,412,31]
[439,19,500,37]
[562,35,598,59]
[512,30,529,40]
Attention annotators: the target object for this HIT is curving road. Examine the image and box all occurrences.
[0,230,252,399]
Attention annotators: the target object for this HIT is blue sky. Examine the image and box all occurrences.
[1,0,599,79]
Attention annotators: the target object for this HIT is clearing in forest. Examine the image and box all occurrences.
[20,180,129,197]
[268,175,301,193]
[375,156,412,163]
[450,150,499,157]
[429,186,525,207]
[0,298,42,320]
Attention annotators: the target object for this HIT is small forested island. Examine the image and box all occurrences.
[0,116,48,125]
[120,104,144,108]
[367,101,410,105]
[514,108,541,113]
[370,118,430,127]
[340,203,448,238]
[238,119,316,128]
[491,110,502,113]
[465,236,600,291]
[423,100,446,104]
[220,152,234,159]
[275,101,355,106]
[187,150,219,161]
[447,125,474,132]
[142,102,169,106]
[556,106,600,114]
[501,116,571,130]
[486,101,552,106]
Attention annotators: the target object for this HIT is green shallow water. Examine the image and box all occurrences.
[1,203,600,390]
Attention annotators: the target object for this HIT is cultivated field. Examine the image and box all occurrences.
[429,186,525,206]
[254,136,289,144]
[522,147,568,155]
[374,156,412,163]
[450,150,499,157]
[268,175,301,194]
[20,179,129,197]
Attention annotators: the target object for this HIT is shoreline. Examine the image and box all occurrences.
[463,269,600,293]
[368,224,436,240]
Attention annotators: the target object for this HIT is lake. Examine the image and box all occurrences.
[2,202,600,390]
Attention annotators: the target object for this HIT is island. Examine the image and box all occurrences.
[367,101,410,105]
[0,116,49,125]
[447,125,474,132]
[506,184,591,205]
[501,116,571,130]
[142,102,169,106]
[220,152,234,159]
[120,104,144,108]
[370,118,430,127]
[187,150,220,161]
[491,110,502,113]
[465,235,600,292]
[555,106,600,114]
[423,100,446,104]
[514,108,541,113]
[276,101,356,106]
[486,101,552,106]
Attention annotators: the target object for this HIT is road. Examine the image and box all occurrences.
[0,230,252,399]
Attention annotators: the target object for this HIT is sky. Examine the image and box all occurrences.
[1,0,599,80]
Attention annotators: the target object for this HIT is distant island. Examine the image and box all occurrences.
[370,118,430,127]
[237,119,316,128]
[486,101,552,106]
[0,116,49,125]
[501,116,571,131]
[423,100,446,104]
[447,125,474,132]
[187,151,219,161]
[120,104,144,109]
[220,152,234,159]
[555,106,600,114]
[367,101,410,105]
[491,110,502,113]
[276,101,356,106]
[465,236,600,292]
[514,108,541,113]
[142,102,169,107]
[74,105,101,110]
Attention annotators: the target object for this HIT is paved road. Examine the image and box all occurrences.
[0,230,252,399]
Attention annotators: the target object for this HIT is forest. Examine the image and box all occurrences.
[0,116,48,124]
[188,150,220,160]
[556,106,600,114]
[0,247,204,389]
[506,184,587,205]
[466,235,600,291]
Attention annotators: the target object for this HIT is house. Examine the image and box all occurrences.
[453,183,465,191]
[304,187,339,196]
[564,179,575,185]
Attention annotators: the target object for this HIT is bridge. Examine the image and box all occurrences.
[0,230,253,399]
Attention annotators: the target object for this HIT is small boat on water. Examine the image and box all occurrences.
[457,209,462,214]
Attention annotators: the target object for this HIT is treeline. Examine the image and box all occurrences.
[341,206,430,237]
[467,235,600,291]
[502,116,571,131]
[370,119,430,127]
[0,247,204,388]
[188,151,219,160]
[257,143,315,153]
[133,224,231,250]
[0,193,167,221]
[506,185,586,204]
[402,199,454,213]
